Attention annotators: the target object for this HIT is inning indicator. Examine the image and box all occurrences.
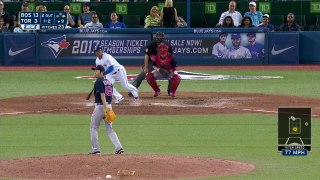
[19,12,67,30]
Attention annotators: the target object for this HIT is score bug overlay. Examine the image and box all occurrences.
[19,12,67,30]
[278,108,311,156]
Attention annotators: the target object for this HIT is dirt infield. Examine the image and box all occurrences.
[0,154,254,179]
[1,92,320,116]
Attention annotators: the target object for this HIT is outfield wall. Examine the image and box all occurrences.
[1,29,320,66]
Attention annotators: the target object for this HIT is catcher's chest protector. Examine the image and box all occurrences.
[156,54,172,71]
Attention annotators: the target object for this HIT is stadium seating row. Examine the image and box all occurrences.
[2,1,320,29]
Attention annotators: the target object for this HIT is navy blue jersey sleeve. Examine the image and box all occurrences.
[96,80,105,93]
[94,78,105,103]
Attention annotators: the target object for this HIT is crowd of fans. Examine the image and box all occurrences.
[216,0,301,31]
[0,0,302,33]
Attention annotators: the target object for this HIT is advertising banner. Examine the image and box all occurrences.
[268,33,299,64]
[3,33,36,65]
[38,33,151,65]
[164,31,265,65]
[299,32,320,64]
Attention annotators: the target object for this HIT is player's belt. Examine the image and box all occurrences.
[112,69,120,75]
[95,102,103,105]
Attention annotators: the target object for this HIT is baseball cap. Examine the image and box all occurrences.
[219,32,227,37]
[249,1,256,7]
[263,14,269,18]
[231,33,241,39]
[91,65,105,71]
[83,2,90,7]
[247,32,256,37]
[22,2,29,7]
[93,46,102,52]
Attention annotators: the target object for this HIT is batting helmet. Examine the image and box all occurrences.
[155,31,165,44]
[93,46,103,53]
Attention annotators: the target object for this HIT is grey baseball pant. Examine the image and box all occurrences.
[132,64,172,92]
[90,104,123,152]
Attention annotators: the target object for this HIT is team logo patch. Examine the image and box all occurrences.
[41,35,70,58]
[75,70,283,81]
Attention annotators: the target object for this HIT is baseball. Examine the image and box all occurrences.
[106,175,112,179]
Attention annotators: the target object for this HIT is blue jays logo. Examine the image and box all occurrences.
[41,35,70,58]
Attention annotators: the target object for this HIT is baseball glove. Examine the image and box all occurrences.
[159,68,170,78]
[104,108,116,123]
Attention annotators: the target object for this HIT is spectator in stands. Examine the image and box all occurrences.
[160,0,180,28]
[244,1,262,27]
[13,18,24,33]
[279,13,301,31]
[239,16,254,28]
[0,1,10,29]
[246,32,264,58]
[0,17,8,32]
[217,0,242,27]
[177,16,187,28]
[77,2,96,28]
[36,5,47,12]
[105,11,126,28]
[257,14,275,32]
[84,13,103,28]
[144,6,160,28]
[13,2,29,29]
[217,16,235,28]
[64,5,75,28]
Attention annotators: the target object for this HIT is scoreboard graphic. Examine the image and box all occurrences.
[278,108,311,156]
[19,12,67,30]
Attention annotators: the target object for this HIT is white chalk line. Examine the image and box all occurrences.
[1,105,319,118]
[232,108,320,117]
[0,107,89,116]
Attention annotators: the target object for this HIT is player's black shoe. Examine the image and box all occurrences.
[115,148,124,154]
[88,151,101,155]
[128,92,133,97]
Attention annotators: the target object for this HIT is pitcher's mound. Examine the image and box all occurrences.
[0,154,254,179]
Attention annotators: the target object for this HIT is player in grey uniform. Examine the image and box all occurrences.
[212,32,228,59]
[89,65,124,155]
[223,33,252,59]
[94,47,139,104]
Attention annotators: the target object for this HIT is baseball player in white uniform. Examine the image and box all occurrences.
[223,33,252,59]
[212,32,227,59]
[94,47,139,103]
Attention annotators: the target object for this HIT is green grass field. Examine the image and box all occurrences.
[0,69,319,179]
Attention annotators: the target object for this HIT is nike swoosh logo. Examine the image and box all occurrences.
[8,46,32,56]
[271,45,296,56]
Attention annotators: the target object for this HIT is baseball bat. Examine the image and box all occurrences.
[86,88,94,100]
